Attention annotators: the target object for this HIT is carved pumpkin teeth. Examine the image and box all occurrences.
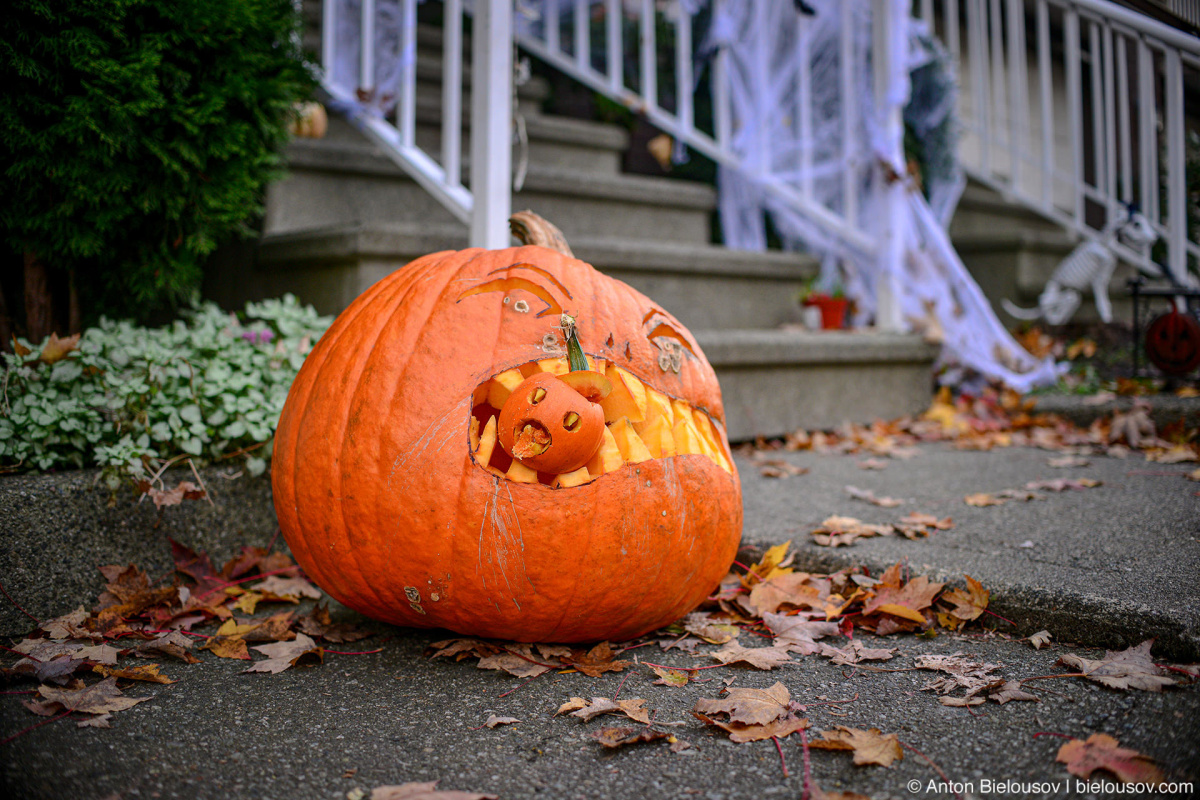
[470,356,733,486]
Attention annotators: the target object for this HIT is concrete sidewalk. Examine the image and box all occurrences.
[2,444,1198,800]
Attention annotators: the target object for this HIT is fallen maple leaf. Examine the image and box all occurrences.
[964,492,1005,507]
[694,682,795,726]
[1025,477,1101,492]
[818,640,896,666]
[592,726,672,749]
[756,458,810,478]
[936,575,989,630]
[1048,455,1090,468]
[556,696,651,724]
[762,613,840,655]
[482,715,519,728]
[1056,733,1164,784]
[143,481,207,510]
[681,612,739,644]
[1028,630,1052,650]
[24,677,151,724]
[251,575,322,600]
[295,604,373,643]
[369,782,497,800]
[40,608,93,640]
[567,642,630,677]
[1056,640,1175,692]
[915,653,1003,696]
[711,642,793,670]
[37,332,81,364]
[1145,445,1199,464]
[808,726,903,766]
[93,663,176,684]
[844,485,904,507]
[243,633,323,674]
[477,645,556,678]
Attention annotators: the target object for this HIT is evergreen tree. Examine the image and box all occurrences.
[1,0,315,329]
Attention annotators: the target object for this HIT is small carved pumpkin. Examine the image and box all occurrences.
[272,213,742,642]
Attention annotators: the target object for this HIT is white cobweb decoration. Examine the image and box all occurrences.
[692,0,1062,391]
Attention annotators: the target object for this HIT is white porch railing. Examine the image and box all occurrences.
[916,0,1200,284]
[318,0,1198,282]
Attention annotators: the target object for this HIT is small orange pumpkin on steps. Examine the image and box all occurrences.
[272,211,742,642]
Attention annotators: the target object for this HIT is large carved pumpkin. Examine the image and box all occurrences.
[272,214,742,642]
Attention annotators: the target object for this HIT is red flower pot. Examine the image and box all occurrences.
[803,295,848,330]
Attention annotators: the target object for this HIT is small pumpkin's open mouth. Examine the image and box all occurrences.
[469,356,733,488]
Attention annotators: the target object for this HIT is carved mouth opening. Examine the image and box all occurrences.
[469,356,733,488]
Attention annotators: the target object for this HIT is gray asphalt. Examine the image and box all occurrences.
[2,442,1198,800]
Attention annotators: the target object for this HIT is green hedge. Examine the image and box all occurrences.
[1,0,316,321]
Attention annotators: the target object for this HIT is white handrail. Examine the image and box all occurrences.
[918,0,1200,284]
[316,0,1197,284]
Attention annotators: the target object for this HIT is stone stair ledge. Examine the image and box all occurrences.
[693,329,939,440]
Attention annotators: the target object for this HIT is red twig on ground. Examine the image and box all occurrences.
[612,668,633,701]
[0,710,73,746]
[982,608,1017,626]
[772,735,789,778]
[901,740,962,800]
[0,579,39,626]
[799,728,812,800]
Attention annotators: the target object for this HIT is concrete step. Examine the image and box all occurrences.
[217,222,816,332]
[694,329,939,440]
[266,132,714,243]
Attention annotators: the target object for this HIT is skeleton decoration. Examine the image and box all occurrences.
[1002,208,1159,326]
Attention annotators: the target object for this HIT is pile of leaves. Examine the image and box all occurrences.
[743,385,1198,474]
[0,296,331,486]
[2,540,370,731]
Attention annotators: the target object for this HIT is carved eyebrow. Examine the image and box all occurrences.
[646,322,697,358]
[456,277,564,318]
[643,308,697,356]
[489,262,573,300]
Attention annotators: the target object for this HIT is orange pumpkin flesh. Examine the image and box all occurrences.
[273,234,742,643]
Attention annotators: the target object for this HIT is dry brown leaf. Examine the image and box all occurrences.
[808,726,903,766]
[591,726,672,749]
[1025,477,1101,492]
[568,642,630,677]
[964,492,1005,507]
[987,680,1039,704]
[38,332,81,364]
[747,573,826,617]
[295,604,373,643]
[482,715,519,728]
[40,608,93,640]
[757,458,810,478]
[693,682,793,726]
[243,633,323,674]
[899,512,954,530]
[711,642,793,670]
[681,612,739,644]
[938,696,985,707]
[1028,630,1052,650]
[556,697,651,724]
[936,575,989,630]
[24,677,151,721]
[915,653,1003,696]
[251,575,322,600]
[1145,446,1199,464]
[1048,455,1090,468]
[844,485,904,507]
[1056,640,1175,692]
[697,713,809,743]
[477,645,555,678]
[1056,734,1164,784]
[762,613,840,655]
[143,481,207,510]
[92,663,176,684]
[818,640,896,665]
[370,782,497,800]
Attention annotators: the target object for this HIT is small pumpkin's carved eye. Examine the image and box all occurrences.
[529,387,547,404]
[563,411,581,432]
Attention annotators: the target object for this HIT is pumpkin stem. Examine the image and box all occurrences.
[509,211,574,258]
[560,313,590,372]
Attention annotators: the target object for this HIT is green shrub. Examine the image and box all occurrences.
[0,296,330,487]
[1,0,316,322]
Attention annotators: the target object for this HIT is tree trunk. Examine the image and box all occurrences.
[23,250,53,343]
[0,278,12,353]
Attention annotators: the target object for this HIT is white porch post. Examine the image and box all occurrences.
[872,0,908,331]
[470,0,513,248]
